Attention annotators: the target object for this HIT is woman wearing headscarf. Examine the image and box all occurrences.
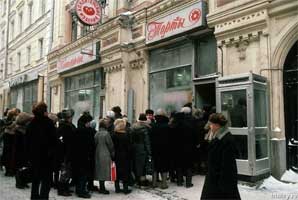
[94,118,114,194]
[201,113,241,200]
[112,118,132,194]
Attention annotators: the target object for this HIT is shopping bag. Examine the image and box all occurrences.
[111,162,117,181]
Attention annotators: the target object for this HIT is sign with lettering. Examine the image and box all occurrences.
[9,75,27,87]
[76,0,101,26]
[57,43,97,73]
[146,2,205,44]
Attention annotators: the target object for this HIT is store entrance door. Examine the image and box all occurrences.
[195,82,216,110]
[283,41,298,171]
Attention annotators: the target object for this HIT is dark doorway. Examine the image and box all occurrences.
[195,83,216,110]
[283,41,298,171]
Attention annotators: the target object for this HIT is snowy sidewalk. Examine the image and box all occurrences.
[0,170,297,200]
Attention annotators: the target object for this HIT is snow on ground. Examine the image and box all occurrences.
[281,170,298,183]
[0,170,298,200]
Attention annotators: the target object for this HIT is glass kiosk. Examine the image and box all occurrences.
[216,73,270,181]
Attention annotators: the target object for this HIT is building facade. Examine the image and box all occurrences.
[0,0,53,115]
[0,0,297,180]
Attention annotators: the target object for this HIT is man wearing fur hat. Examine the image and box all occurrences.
[56,109,76,196]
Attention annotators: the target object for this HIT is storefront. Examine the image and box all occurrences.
[9,73,39,113]
[56,41,104,125]
[146,1,217,112]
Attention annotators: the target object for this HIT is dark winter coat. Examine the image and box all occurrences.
[94,128,114,181]
[57,120,76,163]
[131,121,151,177]
[26,116,57,172]
[201,129,241,200]
[14,113,33,169]
[171,113,197,169]
[151,115,170,173]
[112,131,132,181]
[72,127,95,178]
[2,119,16,171]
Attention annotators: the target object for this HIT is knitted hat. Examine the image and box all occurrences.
[114,119,126,133]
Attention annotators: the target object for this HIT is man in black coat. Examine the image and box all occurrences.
[56,109,76,196]
[151,109,170,189]
[72,113,94,199]
[201,113,241,200]
[26,102,57,200]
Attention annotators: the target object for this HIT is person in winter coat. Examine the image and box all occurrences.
[94,119,115,194]
[14,112,34,189]
[106,111,115,135]
[56,109,76,196]
[150,109,170,189]
[2,108,19,176]
[131,113,151,187]
[26,102,57,200]
[72,113,94,199]
[201,113,241,200]
[112,118,132,194]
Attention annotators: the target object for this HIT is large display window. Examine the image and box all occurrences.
[65,70,103,125]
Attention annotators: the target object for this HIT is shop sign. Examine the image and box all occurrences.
[75,0,101,26]
[57,43,97,73]
[9,74,27,87]
[146,2,206,44]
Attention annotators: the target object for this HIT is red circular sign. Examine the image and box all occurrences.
[189,8,201,23]
[76,0,101,26]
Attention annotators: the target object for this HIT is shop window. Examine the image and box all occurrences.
[9,89,18,108]
[65,70,102,126]
[195,35,217,78]
[23,82,37,113]
[166,66,191,89]
[149,42,193,72]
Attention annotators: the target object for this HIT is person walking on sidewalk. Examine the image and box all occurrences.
[200,113,241,200]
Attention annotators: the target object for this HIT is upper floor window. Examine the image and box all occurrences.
[9,0,15,7]
[27,46,31,65]
[81,25,90,37]
[2,0,6,16]
[18,12,23,33]
[28,3,33,25]
[10,20,14,40]
[71,16,78,42]
[41,0,46,15]
[1,30,4,49]
[38,38,44,58]
[8,57,12,74]
[17,52,21,70]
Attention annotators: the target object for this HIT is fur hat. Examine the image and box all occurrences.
[155,108,167,117]
[138,113,147,121]
[106,110,115,119]
[181,107,192,114]
[114,119,127,133]
[16,112,33,126]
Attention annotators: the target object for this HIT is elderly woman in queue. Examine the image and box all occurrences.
[112,118,132,194]
[94,118,115,194]
[200,113,241,200]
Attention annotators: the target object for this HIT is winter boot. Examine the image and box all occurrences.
[115,180,122,193]
[123,182,132,194]
[152,172,158,188]
[185,168,193,188]
[99,181,109,194]
[160,172,168,189]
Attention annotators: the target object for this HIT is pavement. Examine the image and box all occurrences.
[0,170,295,200]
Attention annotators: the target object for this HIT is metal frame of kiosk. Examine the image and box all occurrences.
[216,73,270,181]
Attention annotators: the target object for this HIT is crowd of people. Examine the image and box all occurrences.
[0,102,241,200]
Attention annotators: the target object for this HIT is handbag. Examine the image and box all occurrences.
[111,161,117,181]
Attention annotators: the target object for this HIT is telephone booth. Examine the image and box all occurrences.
[216,73,270,181]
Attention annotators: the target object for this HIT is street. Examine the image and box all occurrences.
[1,170,296,200]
